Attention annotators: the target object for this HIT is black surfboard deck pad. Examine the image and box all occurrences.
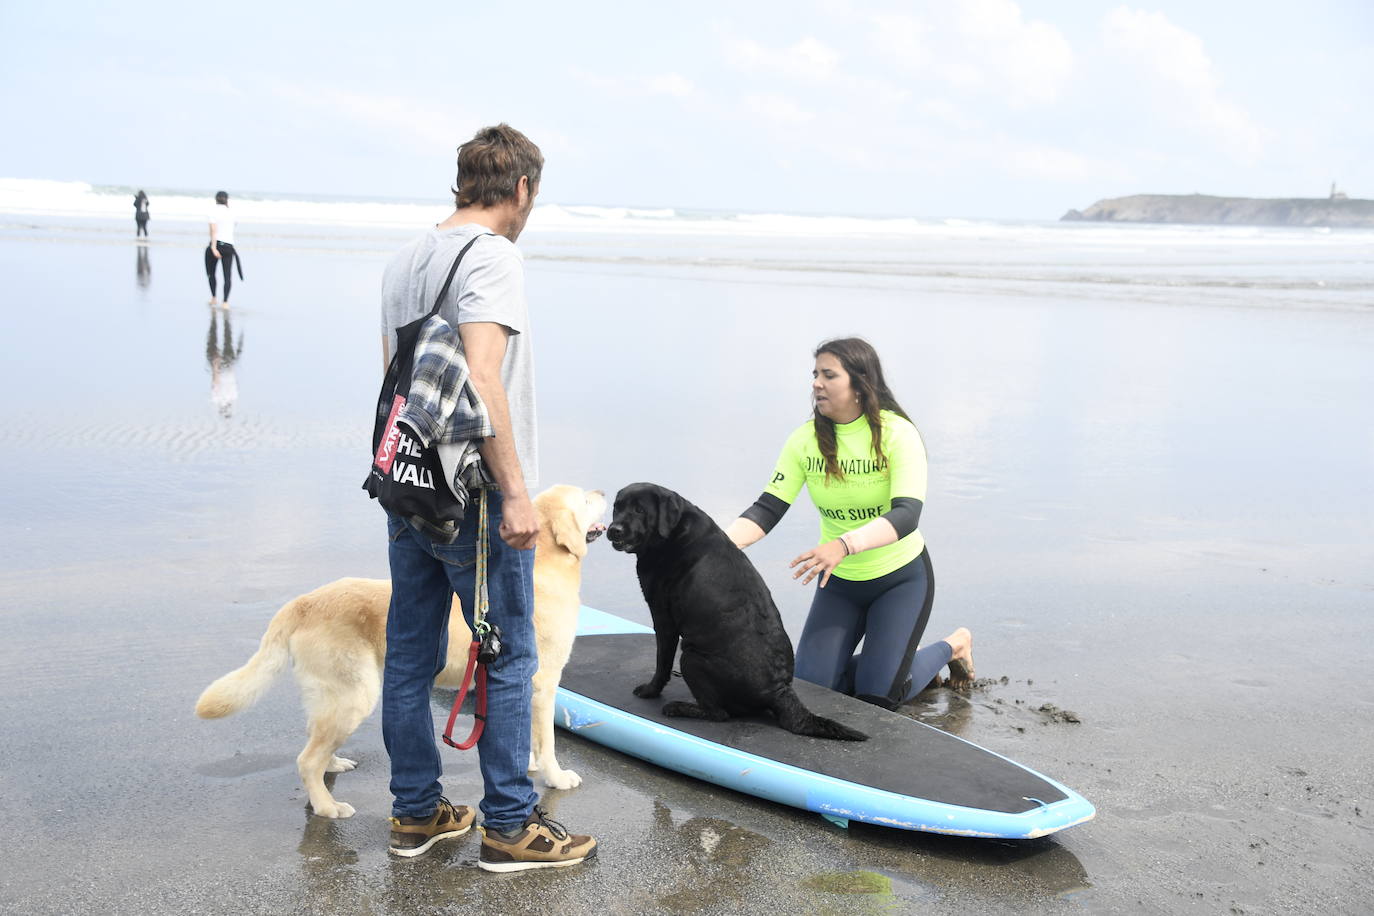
[560,633,1066,815]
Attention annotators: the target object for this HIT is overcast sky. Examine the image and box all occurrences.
[2,0,1370,219]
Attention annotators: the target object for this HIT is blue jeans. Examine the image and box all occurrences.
[382,491,539,829]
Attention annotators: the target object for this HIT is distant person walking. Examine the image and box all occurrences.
[134,190,149,238]
[206,191,243,306]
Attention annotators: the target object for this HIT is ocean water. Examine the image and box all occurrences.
[1,181,1372,912]
[2,178,1371,651]
[5,177,1370,302]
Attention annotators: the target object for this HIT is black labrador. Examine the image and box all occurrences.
[607,482,866,741]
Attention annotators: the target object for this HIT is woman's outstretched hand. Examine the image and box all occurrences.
[790,539,848,588]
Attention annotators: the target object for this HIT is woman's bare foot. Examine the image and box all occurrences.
[944,627,975,689]
[209,297,219,306]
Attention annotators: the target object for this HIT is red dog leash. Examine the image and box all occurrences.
[441,638,487,750]
[441,488,493,751]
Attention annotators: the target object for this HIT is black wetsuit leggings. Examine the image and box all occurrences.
[136,215,148,237]
[793,550,944,709]
[205,243,236,301]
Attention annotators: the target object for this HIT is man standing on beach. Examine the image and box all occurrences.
[377,124,597,871]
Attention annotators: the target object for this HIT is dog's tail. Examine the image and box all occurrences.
[773,687,868,741]
[194,599,297,719]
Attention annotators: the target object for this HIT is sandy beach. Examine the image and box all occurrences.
[0,212,1370,914]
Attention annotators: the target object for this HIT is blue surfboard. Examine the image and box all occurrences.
[553,606,1095,839]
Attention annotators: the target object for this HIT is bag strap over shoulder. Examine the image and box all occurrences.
[426,232,496,320]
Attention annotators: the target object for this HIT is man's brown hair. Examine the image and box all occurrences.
[452,124,544,209]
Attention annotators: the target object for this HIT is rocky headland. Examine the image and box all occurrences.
[1061,193,1374,228]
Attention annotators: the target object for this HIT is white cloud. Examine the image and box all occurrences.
[724,35,841,82]
[205,77,248,100]
[882,125,1134,186]
[869,1,1073,108]
[869,11,928,62]
[744,92,815,124]
[568,68,699,100]
[717,27,907,110]
[958,0,1074,105]
[271,83,474,153]
[917,98,981,131]
[645,73,697,98]
[1101,6,1268,162]
[993,138,1133,183]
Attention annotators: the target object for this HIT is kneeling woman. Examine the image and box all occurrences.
[725,337,974,709]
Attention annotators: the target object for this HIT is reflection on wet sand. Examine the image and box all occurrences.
[295,790,366,916]
[637,795,1091,910]
[205,306,244,419]
[799,869,918,912]
[649,799,777,913]
[891,689,1092,898]
[902,685,976,738]
[911,830,1089,899]
[297,800,359,868]
[136,244,150,289]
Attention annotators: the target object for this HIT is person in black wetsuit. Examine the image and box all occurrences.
[134,190,149,238]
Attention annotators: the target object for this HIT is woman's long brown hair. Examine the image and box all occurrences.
[813,337,911,482]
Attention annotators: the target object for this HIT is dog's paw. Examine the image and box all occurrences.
[633,682,663,698]
[542,767,582,791]
[312,800,356,819]
[327,756,358,773]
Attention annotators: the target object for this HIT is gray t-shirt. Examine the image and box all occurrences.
[381,224,537,485]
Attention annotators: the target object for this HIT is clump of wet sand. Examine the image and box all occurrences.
[910,674,1084,735]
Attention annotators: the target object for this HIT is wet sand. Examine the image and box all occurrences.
[0,220,1371,914]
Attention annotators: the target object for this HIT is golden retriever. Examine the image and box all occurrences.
[195,485,605,818]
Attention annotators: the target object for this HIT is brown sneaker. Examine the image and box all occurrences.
[478,806,598,872]
[388,797,475,858]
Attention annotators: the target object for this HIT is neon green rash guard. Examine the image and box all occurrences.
[763,410,927,581]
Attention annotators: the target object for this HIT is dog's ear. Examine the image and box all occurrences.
[551,504,589,559]
[655,491,684,540]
